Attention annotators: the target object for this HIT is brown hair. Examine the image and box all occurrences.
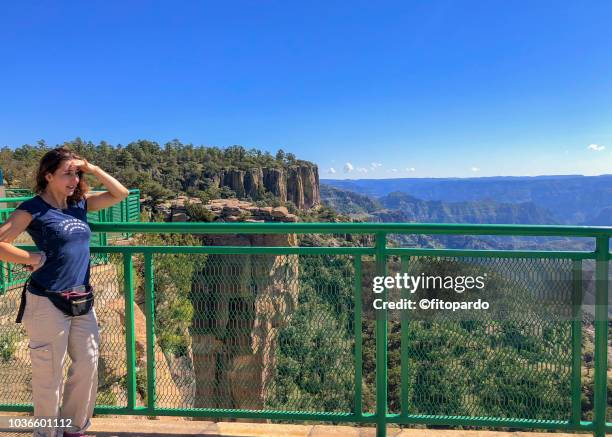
[34,147,89,203]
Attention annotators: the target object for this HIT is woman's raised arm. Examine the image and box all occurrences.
[73,159,130,212]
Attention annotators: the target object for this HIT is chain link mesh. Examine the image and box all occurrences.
[142,253,356,413]
[385,256,576,421]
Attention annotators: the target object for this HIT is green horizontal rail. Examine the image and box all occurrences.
[0,223,609,437]
[16,245,377,255]
[386,247,595,260]
[94,406,374,421]
[386,414,595,430]
[0,196,32,203]
[88,221,612,237]
[14,244,597,259]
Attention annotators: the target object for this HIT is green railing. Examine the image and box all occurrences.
[2,188,34,198]
[0,222,610,437]
[0,190,140,293]
[0,189,141,235]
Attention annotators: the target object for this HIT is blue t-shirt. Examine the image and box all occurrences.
[16,195,91,293]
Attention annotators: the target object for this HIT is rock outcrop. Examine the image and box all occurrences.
[261,168,287,203]
[191,245,299,413]
[177,198,301,413]
[152,197,302,412]
[216,165,319,209]
[244,168,264,199]
[156,197,300,223]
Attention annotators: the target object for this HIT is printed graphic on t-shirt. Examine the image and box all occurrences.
[60,218,90,234]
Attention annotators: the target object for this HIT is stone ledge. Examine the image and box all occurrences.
[157,197,300,223]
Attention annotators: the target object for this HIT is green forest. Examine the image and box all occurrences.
[1,138,313,203]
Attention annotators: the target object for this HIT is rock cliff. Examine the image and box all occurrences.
[184,198,300,412]
[151,197,301,412]
[217,165,320,209]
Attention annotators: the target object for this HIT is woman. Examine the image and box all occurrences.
[0,146,129,437]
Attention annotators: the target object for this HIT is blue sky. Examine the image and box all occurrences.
[1,1,612,178]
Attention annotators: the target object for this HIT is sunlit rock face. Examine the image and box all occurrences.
[219,165,320,209]
[188,199,300,412]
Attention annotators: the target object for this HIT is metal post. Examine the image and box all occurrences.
[400,255,410,419]
[0,170,5,294]
[0,261,6,295]
[123,253,137,410]
[144,253,156,412]
[570,259,582,425]
[7,260,12,286]
[375,233,387,437]
[593,237,609,437]
[353,255,363,417]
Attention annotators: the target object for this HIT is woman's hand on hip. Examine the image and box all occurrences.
[25,252,46,272]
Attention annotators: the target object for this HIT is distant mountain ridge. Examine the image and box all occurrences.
[319,185,382,215]
[322,175,612,225]
[320,183,592,251]
[321,185,558,226]
[375,191,557,224]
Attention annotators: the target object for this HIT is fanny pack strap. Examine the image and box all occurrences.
[15,276,32,324]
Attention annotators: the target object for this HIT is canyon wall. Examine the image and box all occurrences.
[216,165,320,209]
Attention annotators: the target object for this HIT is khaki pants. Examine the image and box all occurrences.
[22,290,100,437]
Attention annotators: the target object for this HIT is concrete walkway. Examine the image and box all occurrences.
[0,418,604,437]
[87,418,601,437]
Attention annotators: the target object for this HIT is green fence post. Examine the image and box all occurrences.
[400,255,410,419]
[7,261,12,287]
[144,253,156,412]
[354,255,363,418]
[0,210,4,294]
[570,259,582,425]
[571,260,582,424]
[123,253,137,411]
[103,208,109,246]
[0,261,6,295]
[593,237,609,437]
[375,233,388,437]
[99,209,108,263]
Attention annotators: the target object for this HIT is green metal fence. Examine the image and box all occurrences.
[2,188,34,198]
[0,222,610,437]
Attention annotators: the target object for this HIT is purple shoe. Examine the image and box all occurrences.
[63,432,85,437]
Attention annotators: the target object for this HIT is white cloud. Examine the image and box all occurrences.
[343,162,354,173]
[406,167,416,172]
[588,144,605,151]
[391,168,398,172]
[327,167,336,174]
[370,162,383,170]
[356,167,368,173]
[471,167,480,172]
